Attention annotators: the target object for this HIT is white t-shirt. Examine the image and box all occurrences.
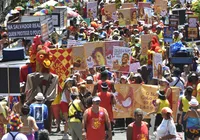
[61,89,72,103]
[169,77,185,92]
[2,132,28,140]
[156,119,177,140]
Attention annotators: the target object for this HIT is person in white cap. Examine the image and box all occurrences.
[82,96,112,140]
[29,92,48,140]
[184,98,200,140]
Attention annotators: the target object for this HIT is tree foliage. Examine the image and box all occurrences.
[192,0,200,15]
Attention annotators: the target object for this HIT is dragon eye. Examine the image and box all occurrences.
[39,54,44,59]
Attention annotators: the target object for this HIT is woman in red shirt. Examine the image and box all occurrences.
[126,108,149,140]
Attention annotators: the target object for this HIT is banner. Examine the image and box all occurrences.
[72,46,87,70]
[104,3,117,21]
[113,46,131,72]
[121,3,135,8]
[87,84,180,120]
[7,22,41,38]
[153,53,162,79]
[87,1,98,20]
[105,41,124,68]
[141,34,155,56]
[84,42,105,68]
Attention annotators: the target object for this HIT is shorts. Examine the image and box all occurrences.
[60,101,69,113]
[186,128,200,139]
[51,104,61,119]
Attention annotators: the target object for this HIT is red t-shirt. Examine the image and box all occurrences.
[131,121,149,140]
[20,63,36,82]
[86,107,106,140]
[97,91,113,121]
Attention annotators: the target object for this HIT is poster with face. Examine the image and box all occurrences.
[72,46,87,70]
[121,3,135,8]
[87,1,98,20]
[141,34,155,56]
[34,106,43,123]
[188,15,198,28]
[153,53,163,80]
[118,8,132,26]
[84,42,105,68]
[154,0,168,15]
[144,7,152,24]
[104,3,117,21]
[105,41,124,68]
[138,2,151,20]
[163,26,173,43]
[130,8,138,26]
[113,46,131,72]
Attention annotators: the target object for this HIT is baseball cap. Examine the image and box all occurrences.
[92,96,101,102]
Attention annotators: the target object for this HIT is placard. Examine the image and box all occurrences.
[154,0,168,15]
[113,46,131,72]
[141,34,156,56]
[163,26,174,43]
[104,3,117,21]
[188,28,198,39]
[72,46,87,70]
[118,8,132,26]
[138,2,151,20]
[87,1,98,20]
[153,53,162,79]
[188,15,198,28]
[121,3,135,8]
[7,22,41,38]
[129,62,141,73]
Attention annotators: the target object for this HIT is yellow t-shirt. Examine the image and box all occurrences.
[182,96,190,112]
[68,100,82,123]
[196,84,200,103]
[157,99,170,114]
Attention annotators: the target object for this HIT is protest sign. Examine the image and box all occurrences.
[129,62,141,73]
[7,22,41,38]
[105,41,124,68]
[72,46,87,70]
[118,8,132,26]
[67,40,77,49]
[169,15,179,29]
[138,2,151,20]
[41,23,49,41]
[163,26,174,43]
[153,53,162,79]
[188,28,198,39]
[130,8,138,25]
[104,3,117,21]
[84,42,105,68]
[141,34,155,56]
[86,84,179,119]
[121,3,135,8]
[188,15,198,28]
[154,0,168,15]
[144,7,152,24]
[113,46,131,72]
[87,1,98,20]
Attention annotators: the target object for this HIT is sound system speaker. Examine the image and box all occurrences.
[0,67,20,95]
[172,8,186,25]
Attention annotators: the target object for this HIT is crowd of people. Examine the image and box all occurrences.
[0,0,200,140]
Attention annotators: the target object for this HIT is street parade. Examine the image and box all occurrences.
[0,0,200,139]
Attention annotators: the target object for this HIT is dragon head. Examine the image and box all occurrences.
[36,41,53,73]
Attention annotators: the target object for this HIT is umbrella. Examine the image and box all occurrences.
[14,6,25,11]
[10,10,20,14]
[33,11,46,16]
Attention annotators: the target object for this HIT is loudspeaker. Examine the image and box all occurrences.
[172,8,186,25]
[0,67,20,94]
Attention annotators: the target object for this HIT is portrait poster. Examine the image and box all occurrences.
[72,46,87,70]
[34,106,43,123]
[153,53,163,80]
[104,3,117,21]
[113,46,131,72]
[118,8,131,26]
[188,15,198,28]
[87,1,98,20]
[188,27,198,39]
[130,8,138,26]
[163,26,174,43]
[154,0,168,15]
[129,62,141,73]
[141,34,155,56]
[84,42,105,68]
[67,39,77,49]
[121,3,135,8]
[144,7,152,24]
[138,2,151,20]
[105,41,124,68]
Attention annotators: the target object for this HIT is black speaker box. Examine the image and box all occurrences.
[172,8,186,25]
[0,67,20,94]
